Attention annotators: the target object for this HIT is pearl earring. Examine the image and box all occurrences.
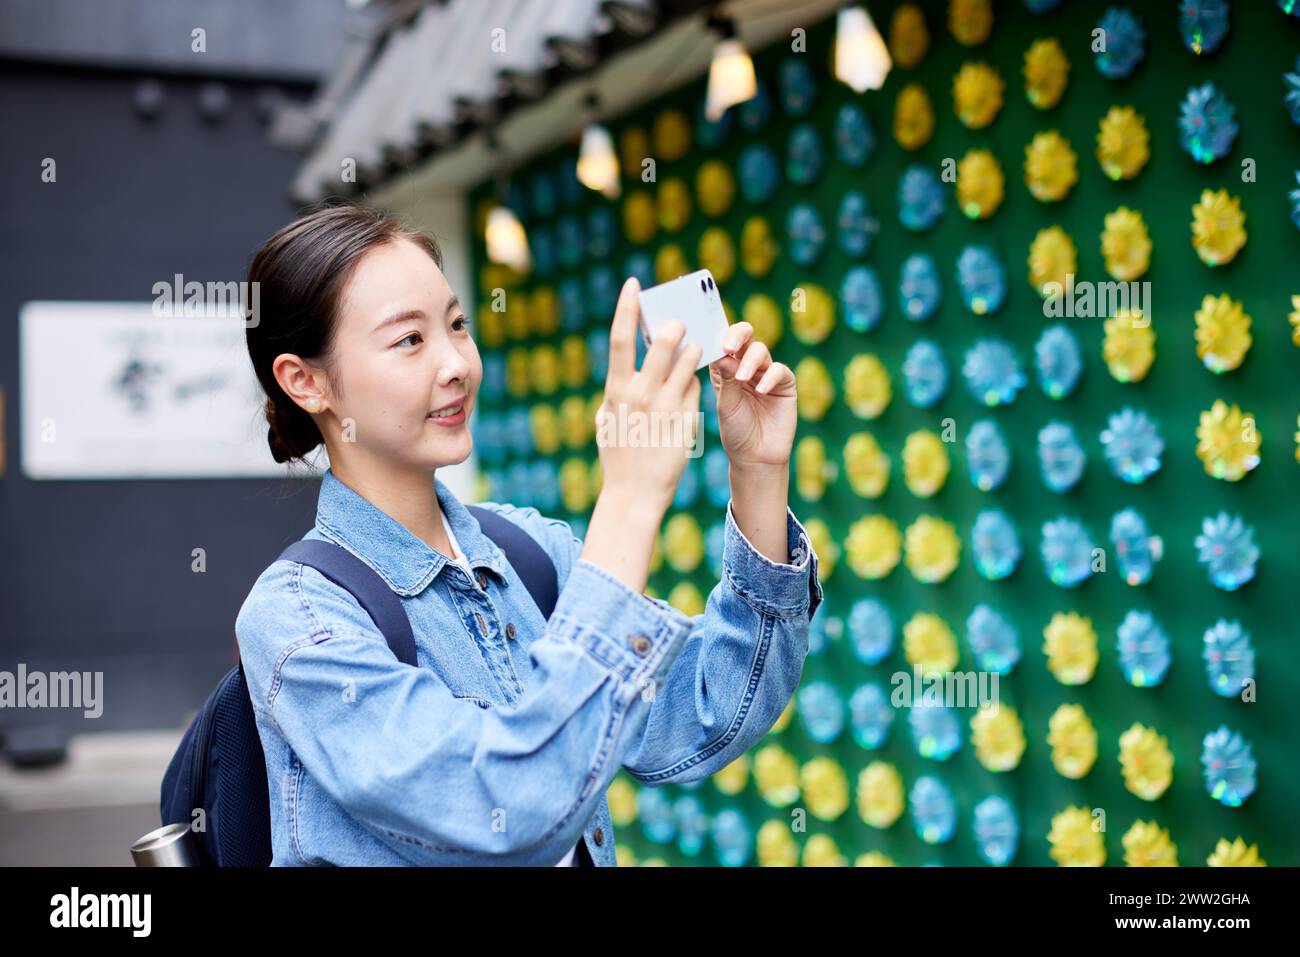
[305,397,321,413]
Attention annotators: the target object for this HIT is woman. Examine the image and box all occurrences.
[236,203,823,866]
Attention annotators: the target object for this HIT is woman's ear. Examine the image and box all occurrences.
[272,353,329,415]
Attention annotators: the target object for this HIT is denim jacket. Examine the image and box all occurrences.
[235,467,823,866]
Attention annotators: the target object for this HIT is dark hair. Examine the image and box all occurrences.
[245,202,443,465]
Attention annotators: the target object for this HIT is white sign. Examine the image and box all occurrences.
[19,301,327,479]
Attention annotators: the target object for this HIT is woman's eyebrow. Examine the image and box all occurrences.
[445,295,461,315]
[371,309,426,334]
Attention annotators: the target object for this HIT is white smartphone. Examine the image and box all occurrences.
[637,268,729,372]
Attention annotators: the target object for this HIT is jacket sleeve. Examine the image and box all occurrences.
[236,549,696,866]
[616,498,824,785]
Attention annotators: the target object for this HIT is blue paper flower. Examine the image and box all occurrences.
[558,277,584,331]
[911,776,957,844]
[834,103,876,167]
[1111,508,1161,586]
[898,164,946,232]
[672,794,711,856]
[1041,516,1096,587]
[1203,619,1256,697]
[1280,0,1300,18]
[694,98,732,148]
[704,448,730,506]
[1287,57,1300,126]
[1179,82,1238,163]
[786,202,826,265]
[849,597,894,664]
[1094,7,1147,79]
[706,520,725,578]
[837,191,878,258]
[1179,0,1230,55]
[506,408,532,456]
[1116,610,1171,686]
[785,123,825,185]
[1291,170,1300,231]
[971,509,1021,579]
[903,340,949,408]
[963,339,1025,406]
[840,265,884,331]
[525,171,553,218]
[1195,511,1259,590]
[1035,324,1083,398]
[910,703,962,761]
[586,329,609,380]
[966,604,1021,674]
[737,78,772,131]
[555,213,584,267]
[973,796,1019,866]
[481,354,506,401]
[674,458,700,509]
[797,680,845,744]
[624,251,654,289]
[529,225,556,276]
[474,412,505,465]
[966,419,1012,490]
[778,57,817,116]
[738,143,780,204]
[586,206,616,259]
[711,809,753,867]
[1202,725,1257,806]
[530,461,560,511]
[956,245,1007,315]
[900,253,943,320]
[849,682,894,750]
[554,155,584,208]
[637,787,675,843]
[586,265,619,321]
[1101,407,1164,483]
[1038,421,1086,492]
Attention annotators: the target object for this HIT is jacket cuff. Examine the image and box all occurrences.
[722,500,824,621]
[550,558,695,687]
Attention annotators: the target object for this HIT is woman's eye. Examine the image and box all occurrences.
[453,315,471,333]
[394,331,423,348]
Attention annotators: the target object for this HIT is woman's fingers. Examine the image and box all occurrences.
[607,277,641,387]
[664,339,703,398]
[734,340,771,383]
[722,321,754,357]
[753,360,795,395]
[638,318,688,387]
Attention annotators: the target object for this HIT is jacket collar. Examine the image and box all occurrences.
[313,467,507,596]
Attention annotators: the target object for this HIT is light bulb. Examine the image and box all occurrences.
[706,37,757,121]
[485,205,530,274]
[577,122,620,198]
[834,4,891,93]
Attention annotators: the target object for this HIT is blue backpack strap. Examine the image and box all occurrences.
[276,540,418,667]
[467,505,559,620]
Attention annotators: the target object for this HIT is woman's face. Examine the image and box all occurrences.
[319,237,480,470]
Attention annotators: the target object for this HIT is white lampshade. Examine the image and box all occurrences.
[834,5,891,93]
[485,205,530,274]
[706,37,757,121]
[577,122,620,199]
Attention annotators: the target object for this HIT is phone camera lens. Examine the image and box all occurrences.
[700,278,707,293]
[707,276,715,290]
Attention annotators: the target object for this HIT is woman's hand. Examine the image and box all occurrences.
[708,321,797,474]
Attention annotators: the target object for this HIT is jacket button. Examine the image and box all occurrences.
[505,622,516,640]
[628,634,651,656]
[476,570,487,590]
[474,612,488,637]
[593,827,604,845]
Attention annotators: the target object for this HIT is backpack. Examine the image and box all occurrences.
[157,505,559,866]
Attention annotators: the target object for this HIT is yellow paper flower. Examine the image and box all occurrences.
[662,513,704,573]
[904,516,961,583]
[1024,130,1078,202]
[1123,820,1178,866]
[844,353,892,419]
[756,819,799,867]
[949,0,993,47]
[529,345,560,395]
[1194,293,1251,372]
[953,61,1004,128]
[889,3,930,69]
[559,394,591,447]
[652,108,691,161]
[1101,206,1151,280]
[1119,722,1174,800]
[618,126,649,178]
[711,756,749,796]
[528,286,559,336]
[505,346,530,396]
[654,243,688,284]
[1196,400,1260,481]
[530,402,559,455]
[559,456,593,512]
[846,515,901,579]
[695,160,735,218]
[1043,611,1098,685]
[855,851,897,866]
[697,227,736,285]
[844,431,890,498]
[795,356,834,421]
[1023,37,1069,109]
[622,190,656,244]
[857,761,905,828]
[657,177,692,233]
[1103,308,1156,382]
[1096,105,1150,180]
[795,435,833,501]
[1289,294,1300,347]
[1049,806,1106,866]
[957,148,1004,219]
[560,339,589,390]
[667,581,705,617]
[971,705,1026,771]
[478,306,506,349]
[1207,837,1267,867]
[505,296,530,340]
[803,834,846,867]
[902,429,949,497]
[903,610,958,673]
[1029,225,1077,295]
[753,744,800,807]
[771,698,794,734]
[1047,703,1098,779]
[801,757,849,821]
[740,216,778,277]
[742,292,783,347]
[805,519,838,581]
[894,83,935,150]
[1192,188,1247,266]
[606,776,638,825]
[790,283,835,344]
